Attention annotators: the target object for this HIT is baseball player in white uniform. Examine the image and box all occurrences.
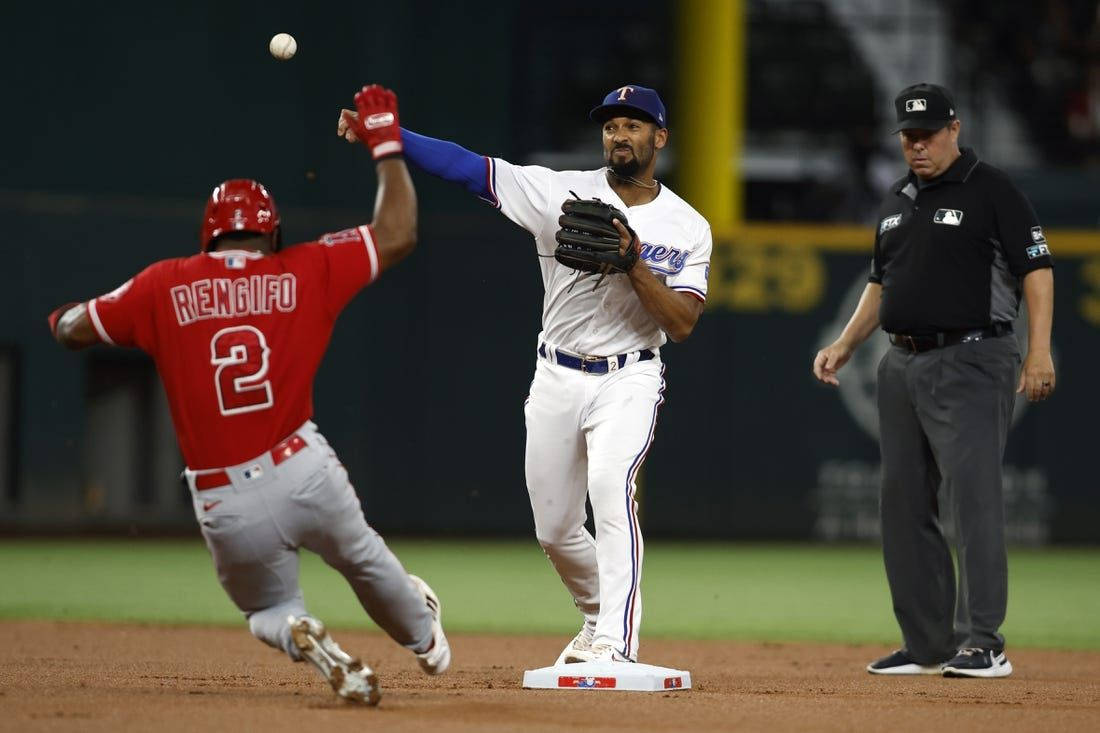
[339,84,712,663]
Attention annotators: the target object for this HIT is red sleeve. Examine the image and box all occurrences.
[86,264,160,348]
[316,225,382,315]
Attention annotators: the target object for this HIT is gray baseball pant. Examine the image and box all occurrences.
[185,422,432,660]
[876,335,1019,663]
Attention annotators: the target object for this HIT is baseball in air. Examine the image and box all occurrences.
[269,33,297,60]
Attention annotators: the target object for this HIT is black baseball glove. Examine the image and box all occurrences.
[554,197,639,279]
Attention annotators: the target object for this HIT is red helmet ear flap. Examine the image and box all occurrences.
[200,179,281,251]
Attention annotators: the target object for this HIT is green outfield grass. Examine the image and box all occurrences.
[0,540,1097,649]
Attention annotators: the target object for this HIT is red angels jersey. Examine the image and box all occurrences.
[87,226,381,469]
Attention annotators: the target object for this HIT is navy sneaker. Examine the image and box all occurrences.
[942,647,1013,678]
[866,649,946,675]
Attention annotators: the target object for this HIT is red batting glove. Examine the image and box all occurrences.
[342,85,402,160]
[48,301,80,338]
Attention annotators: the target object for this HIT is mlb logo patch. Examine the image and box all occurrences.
[664,676,684,689]
[558,676,616,689]
[879,214,902,234]
[1031,226,1046,243]
[905,98,927,112]
[933,209,964,226]
[224,255,246,270]
[242,464,264,481]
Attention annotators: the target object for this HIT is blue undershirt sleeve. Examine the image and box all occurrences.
[400,127,494,204]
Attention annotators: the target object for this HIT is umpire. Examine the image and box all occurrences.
[813,83,1055,679]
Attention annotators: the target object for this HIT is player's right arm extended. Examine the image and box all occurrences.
[48,302,100,350]
[399,128,496,203]
[337,112,494,203]
[812,283,881,385]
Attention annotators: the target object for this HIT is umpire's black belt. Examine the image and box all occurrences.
[538,343,655,374]
[889,322,1013,354]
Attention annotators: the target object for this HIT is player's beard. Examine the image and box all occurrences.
[606,139,654,179]
[609,155,642,178]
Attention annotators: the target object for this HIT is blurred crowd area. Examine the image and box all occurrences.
[6,1,1095,226]
[510,0,1100,226]
[955,0,1100,165]
[744,0,1100,224]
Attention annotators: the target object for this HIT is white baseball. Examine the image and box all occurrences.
[269,33,297,61]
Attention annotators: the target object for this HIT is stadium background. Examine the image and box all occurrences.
[2,0,1098,548]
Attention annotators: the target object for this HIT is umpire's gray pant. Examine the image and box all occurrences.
[877,334,1019,663]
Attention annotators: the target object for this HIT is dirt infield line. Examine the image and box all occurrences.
[0,621,1097,732]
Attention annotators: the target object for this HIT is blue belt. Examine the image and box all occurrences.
[538,343,655,374]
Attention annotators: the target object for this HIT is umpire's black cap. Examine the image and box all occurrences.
[893,83,957,133]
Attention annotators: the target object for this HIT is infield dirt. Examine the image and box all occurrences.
[0,621,1097,732]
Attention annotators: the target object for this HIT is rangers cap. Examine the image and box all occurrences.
[590,85,667,128]
[893,83,957,133]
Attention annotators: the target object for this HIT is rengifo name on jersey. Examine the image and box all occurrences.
[171,273,297,326]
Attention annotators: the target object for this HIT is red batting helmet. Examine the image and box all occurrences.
[200,179,281,252]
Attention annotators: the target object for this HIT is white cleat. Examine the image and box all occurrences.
[409,575,451,675]
[586,642,634,663]
[556,627,596,665]
[288,615,381,705]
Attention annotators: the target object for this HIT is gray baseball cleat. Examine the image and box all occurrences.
[409,575,451,675]
[288,615,381,705]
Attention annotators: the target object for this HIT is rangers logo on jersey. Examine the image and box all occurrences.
[639,242,689,275]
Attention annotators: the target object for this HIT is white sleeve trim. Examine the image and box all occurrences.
[358,225,381,282]
[86,299,115,345]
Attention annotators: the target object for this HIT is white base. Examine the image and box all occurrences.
[522,661,691,692]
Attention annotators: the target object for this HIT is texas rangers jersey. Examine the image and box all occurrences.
[486,161,712,355]
[87,227,380,469]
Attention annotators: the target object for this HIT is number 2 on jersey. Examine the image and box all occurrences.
[210,326,274,415]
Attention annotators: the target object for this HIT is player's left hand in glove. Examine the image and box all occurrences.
[554,197,640,288]
[339,85,403,160]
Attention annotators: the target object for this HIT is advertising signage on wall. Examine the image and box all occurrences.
[642,225,1097,543]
